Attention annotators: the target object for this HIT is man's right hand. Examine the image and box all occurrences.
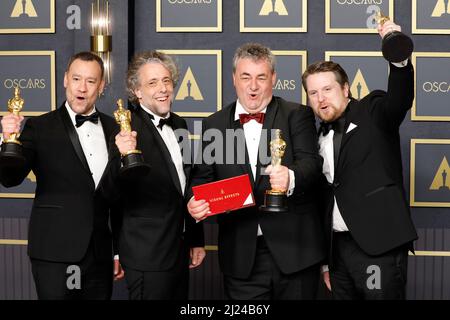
[115,130,137,155]
[187,196,210,222]
[1,113,24,140]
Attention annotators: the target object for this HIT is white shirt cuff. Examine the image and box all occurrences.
[114,254,119,260]
[287,169,295,197]
[321,265,329,273]
[392,59,408,67]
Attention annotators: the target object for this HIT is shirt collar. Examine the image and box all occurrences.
[140,104,170,127]
[234,100,267,121]
[65,101,97,127]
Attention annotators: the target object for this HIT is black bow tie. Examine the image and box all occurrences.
[318,121,335,136]
[75,112,99,128]
[147,112,173,130]
[157,117,173,129]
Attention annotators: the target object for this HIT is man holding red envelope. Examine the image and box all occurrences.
[187,43,326,300]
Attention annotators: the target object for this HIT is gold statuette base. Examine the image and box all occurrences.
[382,31,414,63]
[259,189,288,213]
[0,141,26,168]
[120,149,151,180]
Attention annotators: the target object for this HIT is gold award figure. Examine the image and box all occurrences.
[114,99,133,146]
[5,87,24,144]
[269,129,287,192]
[260,129,288,213]
[0,87,26,166]
[113,99,150,178]
[375,11,413,63]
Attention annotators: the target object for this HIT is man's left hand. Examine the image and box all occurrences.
[189,247,206,269]
[113,259,125,281]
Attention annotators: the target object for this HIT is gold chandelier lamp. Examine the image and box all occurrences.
[91,0,112,84]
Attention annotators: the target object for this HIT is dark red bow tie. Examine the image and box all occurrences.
[239,113,265,125]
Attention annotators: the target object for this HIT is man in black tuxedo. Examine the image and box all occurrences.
[0,52,124,299]
[302,21,418,299]
[187,43,325,300]
[113,51,205,300]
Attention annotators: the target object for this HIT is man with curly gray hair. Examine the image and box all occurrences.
[112,50,205,300]
[126,51,179,107]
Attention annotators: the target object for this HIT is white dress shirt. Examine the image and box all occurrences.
[234,100,295,236]
[318,129,349,232]
[65,102,108,189]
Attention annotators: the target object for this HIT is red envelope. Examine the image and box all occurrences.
[192,174,255,216]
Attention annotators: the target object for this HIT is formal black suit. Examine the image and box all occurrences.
[107,106,204,299]
[189,96,326,299]
[319,61,418,299]
[0,104,119,299]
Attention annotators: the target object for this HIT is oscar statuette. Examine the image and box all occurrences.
[259,129,288,213]
[376,11,414,63]
[114,99,150,179]
[0,87,26,167]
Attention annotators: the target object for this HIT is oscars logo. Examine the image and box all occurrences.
[259,0,288,16]
[26,171,36,183]
[430,156,450,191]
[431,0,450,18]
[10,0,38,18]
[175,67,204,101]
[350,69,370,100]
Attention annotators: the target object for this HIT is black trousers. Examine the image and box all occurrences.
[330,231,408,300]
[123,243,190,300]
[30,239,113,300]
[224,236,320,300]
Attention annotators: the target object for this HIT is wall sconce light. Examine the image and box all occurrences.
[91,0,112,84]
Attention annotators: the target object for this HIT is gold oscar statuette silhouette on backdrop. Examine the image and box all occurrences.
[10,0,38,18]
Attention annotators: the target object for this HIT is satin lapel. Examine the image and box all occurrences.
[228,103,254,184]
[98,111,116,149]
[254,97,277,187]
[58,105,93,182]
[335,101,358,174]
[138,108,183,195]
[96,111,118,189]
[338,101,358,154]
[171,113,191,191]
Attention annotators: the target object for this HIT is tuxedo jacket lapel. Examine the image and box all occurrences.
[336,101,358,173]
[170,114,191,188]
[96,110,118,189]
[138,108,183,195]
[254,98,277,188]
[99,111,116,149]
[58,105,94,187]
